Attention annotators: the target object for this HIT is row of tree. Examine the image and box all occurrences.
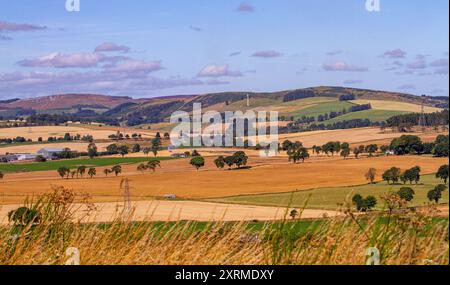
[137,160,161,173]
[389,135,449,157]
[382,166,421,185]
[188,151,250,171]
[56,165,122,179]
[352,183,448,212]
[365,164,448,185]
[386,110,449,128]
[213,151,249,170]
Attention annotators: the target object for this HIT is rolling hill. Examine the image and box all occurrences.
[0,87,447,127]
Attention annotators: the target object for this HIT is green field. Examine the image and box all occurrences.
[207,174,449,210]
[284,100,355,119]
[0,156,174,173]
[322,109,410,124]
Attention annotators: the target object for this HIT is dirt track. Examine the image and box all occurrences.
[0,200,343,224]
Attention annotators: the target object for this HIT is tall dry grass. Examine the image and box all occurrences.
[0,187,448,265]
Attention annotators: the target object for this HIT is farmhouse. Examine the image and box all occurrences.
[0,154,19,163]
[37,148,65,160]
[16,153,37,161]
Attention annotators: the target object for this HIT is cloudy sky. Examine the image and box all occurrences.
[0,0,448,99]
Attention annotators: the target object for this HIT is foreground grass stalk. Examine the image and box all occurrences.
[0,188,448,265]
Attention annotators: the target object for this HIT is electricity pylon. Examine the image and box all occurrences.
[418,95,427,132]
[120,178,132,217]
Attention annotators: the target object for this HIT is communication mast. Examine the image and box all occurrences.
[418,95,427,132]
[246,94,250,108]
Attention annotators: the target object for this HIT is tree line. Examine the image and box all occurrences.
[186,151,250,171]
[353,164,449,212]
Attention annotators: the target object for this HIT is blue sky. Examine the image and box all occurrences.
[0,0,448,99]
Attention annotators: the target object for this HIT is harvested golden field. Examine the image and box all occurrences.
[0,200,342,225]
[351,99,442,113]
[0,125,153,141]
[277,127,444,147]
[0,154,446,204]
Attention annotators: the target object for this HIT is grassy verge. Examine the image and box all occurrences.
[0,188,447,265]
[0,156,174,173]
[207,174,449,210]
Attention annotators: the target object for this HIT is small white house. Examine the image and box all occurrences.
[16,153,37,161]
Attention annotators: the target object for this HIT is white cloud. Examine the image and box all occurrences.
[322,62,368,72]
[197,65,242,78]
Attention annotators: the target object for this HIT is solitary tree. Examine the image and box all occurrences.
[312,145,322,156]
[365,168,377,184]
[233,151,249,168]
[428,189,442,203]
[137,163,147,173]
[57,167,70,179]
[143,147,151,156]
[151,138,161,157]
[0,171,4,181]
[427,184,447,203]
[352,194,377,212]
[147,160,161,172]
[397,187,415,202]
[224,156,235,169]
[106,144,119,155]
[290,209,299,220]
[340,148,351,159]
[365,144,379,157]
[190,156,205,171]
[87,143,98,159]
[214,156,226,169]
[111,165,122,177]
[402,166,421,184]
[77,165,87,178]
[88,167,96,178]
[282,140,294,151]
[7,207,41,226]
[353,148,361,159]
[382,167,401,184]
[118,145,129,157]
[132,144,141,153]
[436,164,449,184]
[352,194,364,211]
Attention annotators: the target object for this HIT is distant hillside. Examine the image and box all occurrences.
[0,87,447,126]
[0,94,148,111]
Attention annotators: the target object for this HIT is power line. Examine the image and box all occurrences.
[418,95,427,132]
